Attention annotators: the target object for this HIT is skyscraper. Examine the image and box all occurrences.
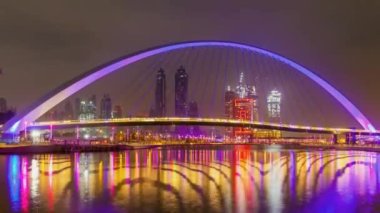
[79,100,96,120]
[100,94,112,119]
[267,90,281,122]
[225,86,237,119]
[232,98,255,136]
[225,73,258,138]
[235,72,259,121]
[175,66,188,117]
[155,68,166,117]
[247,86,259,121]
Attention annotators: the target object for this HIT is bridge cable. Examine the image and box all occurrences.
[260,53,296,125]
[222,47,231,111]
[244,48,260,122]
[187,47,201,102]
[266,54,301,126]
[284,62,329,128]
[121,50,168,116]
[107,55,160,114]
[197,47,215,117]
[282,60,316,127]
[197,48,212,115]
[183,46,200,116]
[128,50,169,116]
[293,61,329,128]
[130,50,171,116]
[250,51,265,122]
[138,47,190,117]
[210,47,224,117]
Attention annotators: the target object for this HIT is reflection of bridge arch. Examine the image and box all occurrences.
[313,160,373,194]
[164,161,227,206]
[114,177,185,212]
[4,41,376,134]
[155,167,211,210]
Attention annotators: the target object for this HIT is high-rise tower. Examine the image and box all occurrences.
[267,90,281,122]
[79,100,96,120]
[225,73,259,138]
[100,94,112,119]
[175,66,188,117]
[225,86,237,119]
[155,68,166,117]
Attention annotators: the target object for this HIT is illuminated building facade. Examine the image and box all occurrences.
[79,100,96,120]
[247,86,259,121]
[267,90,281,122]
[235,72,259,121]
[232,98,254,137]
[225,72,258,138]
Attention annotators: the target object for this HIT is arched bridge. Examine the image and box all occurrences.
[3,40,377,137]
[27,117,380,136]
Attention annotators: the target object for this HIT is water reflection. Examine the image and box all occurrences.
[1,145,380,212]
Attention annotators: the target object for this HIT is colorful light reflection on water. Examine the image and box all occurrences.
[0,145,380,212]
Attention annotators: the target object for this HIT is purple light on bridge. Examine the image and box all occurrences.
[4,41,376,135]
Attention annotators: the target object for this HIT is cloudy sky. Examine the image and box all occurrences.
[0,1,379,126]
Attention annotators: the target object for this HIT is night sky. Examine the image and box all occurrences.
[0,1,379,127]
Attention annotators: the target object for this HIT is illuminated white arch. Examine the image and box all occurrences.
[4,41,376,133]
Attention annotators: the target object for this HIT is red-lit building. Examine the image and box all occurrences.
[225,73,258,139]
[232,98,254,137]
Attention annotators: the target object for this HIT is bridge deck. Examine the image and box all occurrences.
[26,117,380,136]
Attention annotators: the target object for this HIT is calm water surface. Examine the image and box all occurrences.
[1,145,380,212]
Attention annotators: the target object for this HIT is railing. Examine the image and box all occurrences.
[26,117,380,135]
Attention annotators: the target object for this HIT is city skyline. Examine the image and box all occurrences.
[33,67,281,128]
[25,56,362,130]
